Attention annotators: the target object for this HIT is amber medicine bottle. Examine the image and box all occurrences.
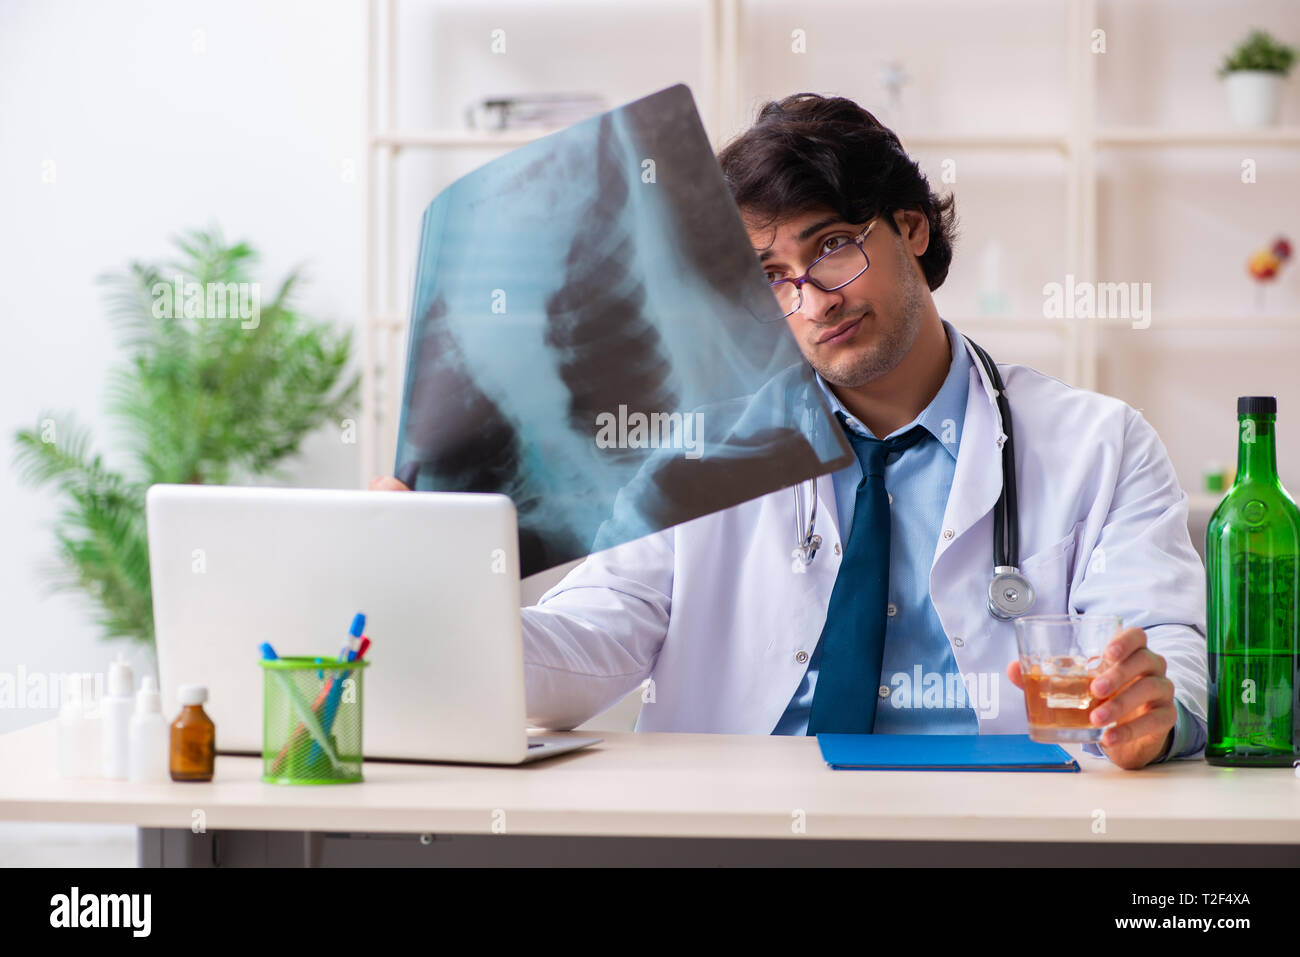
[170,685,215,782]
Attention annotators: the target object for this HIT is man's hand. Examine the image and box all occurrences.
[368,475,410,491]
[1006,626,1176,770]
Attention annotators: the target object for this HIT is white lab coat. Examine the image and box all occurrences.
[521,335,1209,739]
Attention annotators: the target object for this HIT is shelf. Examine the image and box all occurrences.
[362,314,1074,331]
[1096,315,1300,330]
[898,132,1069,152]
[945,316,1067,328]
[372,128,565,149]
[1096,127,1300,147]
[955,315,1300,330]
[371,128,1074,153]
[375,126,1300,152]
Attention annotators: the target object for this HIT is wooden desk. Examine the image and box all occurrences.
[2,721,1297,866]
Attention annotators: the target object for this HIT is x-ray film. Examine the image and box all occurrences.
[393,83,854,578]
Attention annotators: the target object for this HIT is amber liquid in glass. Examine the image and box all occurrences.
[1022,662,1109,736]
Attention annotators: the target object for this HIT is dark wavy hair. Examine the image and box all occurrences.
[717,93,958,291]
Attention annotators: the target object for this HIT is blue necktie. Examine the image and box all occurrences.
[807,413,930,735]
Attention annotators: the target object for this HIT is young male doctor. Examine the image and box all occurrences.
[375,93,1208,770]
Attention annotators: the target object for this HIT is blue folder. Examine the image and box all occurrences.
[817,733,1080,772]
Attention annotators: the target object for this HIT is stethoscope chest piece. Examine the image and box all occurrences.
[988,566,1035,620]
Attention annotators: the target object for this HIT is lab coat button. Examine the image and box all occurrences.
[833,542,841,555]
[795,650,808,664]
[886,602,897,617]
[878,685,890,698]
[942,528,955,540]
[888,492,893,504]
[953,636,965,648]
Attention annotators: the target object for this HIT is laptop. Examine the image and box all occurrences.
[145,484,602,764]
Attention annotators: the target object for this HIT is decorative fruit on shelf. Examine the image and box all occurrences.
[1247,235,1292,281]
[1249,248,1281,280]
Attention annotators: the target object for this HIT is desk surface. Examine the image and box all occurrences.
[2,721,1298,844]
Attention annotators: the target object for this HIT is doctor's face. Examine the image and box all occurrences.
[746,206,930,388]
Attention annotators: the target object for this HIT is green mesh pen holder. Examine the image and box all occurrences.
[259,657,369,785]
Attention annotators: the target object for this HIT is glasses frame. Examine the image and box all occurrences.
[768,219,877,319]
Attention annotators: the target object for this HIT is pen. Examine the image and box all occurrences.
[259,644,343,773]
[309,613,367,763]
[270,680,337,775]
[270,641,363,774]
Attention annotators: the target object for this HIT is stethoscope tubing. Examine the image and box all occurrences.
[792,334,1029,617]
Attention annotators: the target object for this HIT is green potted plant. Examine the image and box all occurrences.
[1217,28,1296,128]
[12,227,359,647]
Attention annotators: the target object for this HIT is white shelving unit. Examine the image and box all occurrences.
[359,0,1299,485]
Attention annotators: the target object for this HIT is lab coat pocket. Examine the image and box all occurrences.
[1017,522,1082,616]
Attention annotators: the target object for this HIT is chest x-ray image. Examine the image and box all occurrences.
[394,83,854,578]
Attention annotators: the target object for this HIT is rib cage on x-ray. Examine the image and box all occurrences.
[619,90,777,340]
[403,295,578,573]
[544,113,682,469]
[392,84,855,579]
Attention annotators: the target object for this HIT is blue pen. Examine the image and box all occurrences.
[334,612,365,664]
[309,613,366,763]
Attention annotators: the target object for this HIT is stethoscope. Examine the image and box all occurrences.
[792,333,1035,621]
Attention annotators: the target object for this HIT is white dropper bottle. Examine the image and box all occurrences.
[101,653,135,779]
[128,676,169,783]
[57,673,101,779]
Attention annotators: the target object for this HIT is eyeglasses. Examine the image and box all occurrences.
[767,220,876,319]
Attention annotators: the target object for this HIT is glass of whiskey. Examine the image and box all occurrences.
[1014,614,1122,743]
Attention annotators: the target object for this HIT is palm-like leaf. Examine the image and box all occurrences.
[12,228,360,646]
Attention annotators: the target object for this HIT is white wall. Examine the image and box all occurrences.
[0,0,366,733]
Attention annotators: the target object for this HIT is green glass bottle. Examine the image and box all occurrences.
[1205,396,1300,766]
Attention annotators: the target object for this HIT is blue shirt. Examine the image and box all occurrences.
[772,318,1204,763]
[773,318,975,736]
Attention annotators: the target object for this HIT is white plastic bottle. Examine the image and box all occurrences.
[57,674,101,779]
[101,654,135,779]
[128,676,169,782]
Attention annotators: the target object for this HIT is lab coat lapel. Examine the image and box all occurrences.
[815,470,841,552]
[938,336,1006,556]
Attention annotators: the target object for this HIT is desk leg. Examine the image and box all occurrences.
[138,827,216,867]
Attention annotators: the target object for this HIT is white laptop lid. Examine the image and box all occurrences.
[146,484,528,763]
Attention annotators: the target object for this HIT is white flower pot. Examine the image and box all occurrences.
[1223,70,1285,128]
